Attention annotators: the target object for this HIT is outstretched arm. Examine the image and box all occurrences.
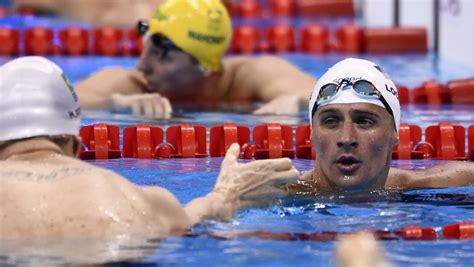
[230,56,316,115]
[75,67,172,118]
[386,161,474,189]
[184,143,299,225]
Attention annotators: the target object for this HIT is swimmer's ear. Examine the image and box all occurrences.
[392,130,399,147]
[73,136,81,157]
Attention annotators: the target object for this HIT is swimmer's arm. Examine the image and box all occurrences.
[184,192,236,225]
[385,161,474,189]
[141,186,195,231]
[75,67,147,109]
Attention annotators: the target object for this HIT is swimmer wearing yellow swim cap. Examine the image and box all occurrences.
[76,0,316,118]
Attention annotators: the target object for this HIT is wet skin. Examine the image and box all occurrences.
[311,103,398,192]
[136,37,205,99]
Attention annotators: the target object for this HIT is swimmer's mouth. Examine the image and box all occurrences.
[335,156,362,174]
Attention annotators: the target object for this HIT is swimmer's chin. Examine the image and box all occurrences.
[330,175,374,193]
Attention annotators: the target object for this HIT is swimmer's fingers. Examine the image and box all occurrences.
[267,167,299,186]
[241,157,293,172]
[237,167,298,195]
[131,98,143,115]
[148,94,163,118]
[161,97,172,119]
[143,98,155,117]
[221,143,240,170]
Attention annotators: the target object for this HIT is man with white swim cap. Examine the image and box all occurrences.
[295,58,474,193]
[76,0,316,118]
[0,56,299,240]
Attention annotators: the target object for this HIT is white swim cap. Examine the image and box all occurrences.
[308,58,400,134]
[0,56,81,141]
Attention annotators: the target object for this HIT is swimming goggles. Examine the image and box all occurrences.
[311,79,394,118]
[136,20,181,60]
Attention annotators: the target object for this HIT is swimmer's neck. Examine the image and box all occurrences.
[299,165,388,193]
[0,138,65,161]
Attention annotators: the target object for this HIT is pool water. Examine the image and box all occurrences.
[1,15,474,267]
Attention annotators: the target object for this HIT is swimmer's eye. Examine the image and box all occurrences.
[160,51,173,62]
[355,117,376,128]
[320,117,340,128]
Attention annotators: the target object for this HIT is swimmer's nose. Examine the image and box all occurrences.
[337,122,358,150]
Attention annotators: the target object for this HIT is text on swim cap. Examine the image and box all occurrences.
[385,84,398,99]
[188,31,225,44]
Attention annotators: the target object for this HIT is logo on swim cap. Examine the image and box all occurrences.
[61,72,78,102]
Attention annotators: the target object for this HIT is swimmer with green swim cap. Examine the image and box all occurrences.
[0,56,299,240]
[292,58,474,194]
[77,0,316,118]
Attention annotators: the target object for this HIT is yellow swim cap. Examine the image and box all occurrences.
[149,0,231,72]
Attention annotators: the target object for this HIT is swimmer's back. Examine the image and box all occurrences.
[0,152,188,240]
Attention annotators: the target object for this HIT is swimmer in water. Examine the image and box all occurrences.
[0,56,299,240]
[293,58,474,193]
[76,0,316,118]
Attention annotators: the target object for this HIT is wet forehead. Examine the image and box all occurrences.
[315,103,391,119]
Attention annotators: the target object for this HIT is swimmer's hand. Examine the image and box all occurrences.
[110,93,172,119]
[253,95,307,115]
[185,143,299,223]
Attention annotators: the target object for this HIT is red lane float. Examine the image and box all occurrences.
[413,142,436,159]
[469,125,474,161]
[237,0,262,17]
[93,27,123,56]
[210,123,250,157]
[300,24,329,53]
[24,27,54,55]
[205,222,473,242]
[223,1,238,16]
[270,0,295,16]
[80,124,121,160]
[253,123,294,159]
[425,122,465,160]
[266,25,295,52]
[364,27,427,53]
[161,124,207,158]
[127,28,143,56]
[232,26,261,54]
[447,78,474,104]
[413,80,451,104]
[123,125,164,159]
[59,27,89,56]
[395,225,438,240]
[295,124,316,160]
[396,85,410,105]
[0,27,19,55]
[296,0,355,16]
[392,124,423,160]
[335,25,363,53]
[443,221,474,239]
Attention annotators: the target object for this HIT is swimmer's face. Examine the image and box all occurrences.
[311,103,398,192]
[137,35,204,99]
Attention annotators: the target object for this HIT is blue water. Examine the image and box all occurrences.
[1,14,474,267]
